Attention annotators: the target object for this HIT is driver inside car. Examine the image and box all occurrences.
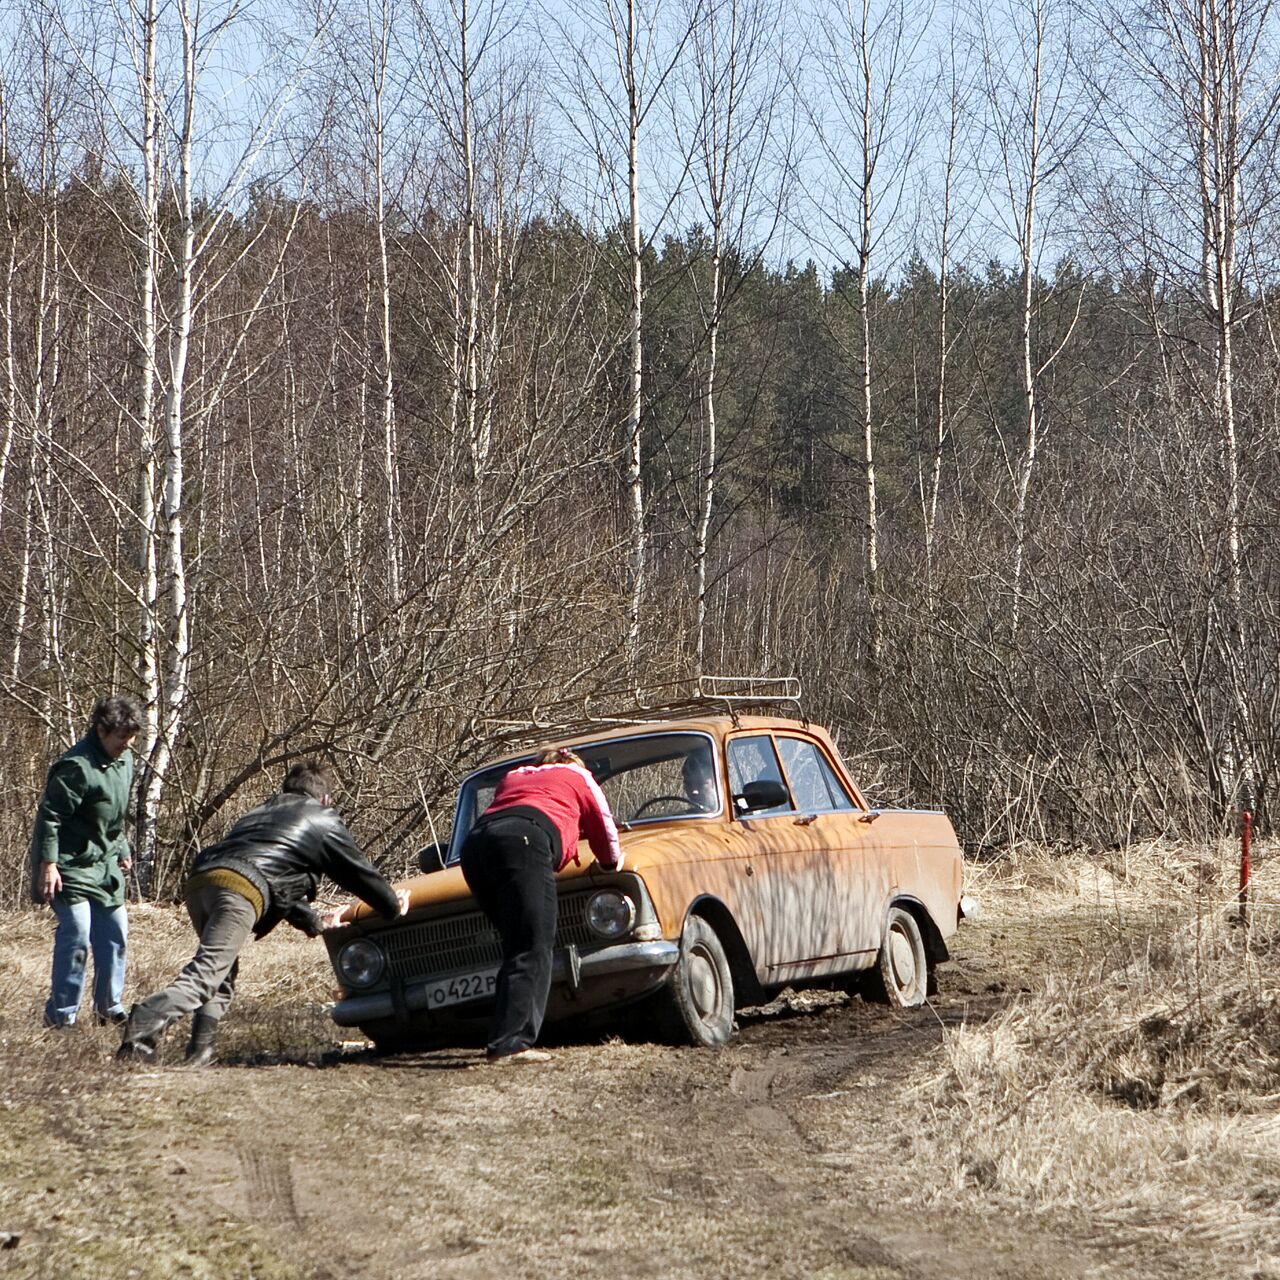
[681,748,718,813]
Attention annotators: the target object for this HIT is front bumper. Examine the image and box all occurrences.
[329,938,679,1027]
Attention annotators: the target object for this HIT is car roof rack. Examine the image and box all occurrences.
[477,674,804,748]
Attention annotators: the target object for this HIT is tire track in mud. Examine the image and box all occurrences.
[709,993,1008,1280]
[236,1146,302,1223]
[724,1030,923,1165]
[733,1000,954,1094]
[722,1043,933,1280]
[721,986,1003,1145]
[261,978,1007,1277]
[728,1053,810,1146]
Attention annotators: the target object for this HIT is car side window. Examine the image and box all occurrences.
[726,736,794,816]
[777,738,855,812]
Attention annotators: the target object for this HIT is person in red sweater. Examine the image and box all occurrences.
[461,747,622,1063]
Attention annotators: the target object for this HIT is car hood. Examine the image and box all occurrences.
[341,818,730,921]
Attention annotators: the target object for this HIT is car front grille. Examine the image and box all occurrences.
[381,888,601,980]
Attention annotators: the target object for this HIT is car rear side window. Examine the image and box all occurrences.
[726,735,794,815]
[777,737,855,812]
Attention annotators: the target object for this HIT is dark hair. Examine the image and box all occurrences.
[89,694,143,735]
[282,761,333,802]
[682,751,714,789]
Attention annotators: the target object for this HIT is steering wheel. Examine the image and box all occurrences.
[631,794,697,820]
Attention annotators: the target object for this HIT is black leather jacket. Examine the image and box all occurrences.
[191,792,400,938]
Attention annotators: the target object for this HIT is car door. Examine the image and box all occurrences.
[724,732,842,978]
[773,735,881,964]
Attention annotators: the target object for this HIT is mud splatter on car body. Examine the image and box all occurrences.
[326,714,966,1050]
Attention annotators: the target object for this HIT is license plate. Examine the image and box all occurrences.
[422,968,498,1010]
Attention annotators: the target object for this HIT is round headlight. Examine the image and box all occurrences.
[586,890,636,939]
[337,938,386,988]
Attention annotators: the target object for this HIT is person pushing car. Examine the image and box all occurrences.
[118,760,407,1065]
[461,747,622,1063]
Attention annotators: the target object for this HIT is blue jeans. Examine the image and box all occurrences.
[45,898,128,1025]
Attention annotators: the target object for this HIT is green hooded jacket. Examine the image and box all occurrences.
[29,733,134,908]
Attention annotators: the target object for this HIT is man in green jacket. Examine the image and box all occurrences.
[30,695,143,1028]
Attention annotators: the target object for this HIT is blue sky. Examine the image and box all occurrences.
[0,0,1219,280]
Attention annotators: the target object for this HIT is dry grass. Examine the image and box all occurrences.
[0,903,349,1280]
[0,899,347,1066]
[4,843,1280,1279]
[895,840,1280,1272]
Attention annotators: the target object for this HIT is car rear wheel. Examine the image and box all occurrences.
[658,916,735,1047]
[869,907,928,1008]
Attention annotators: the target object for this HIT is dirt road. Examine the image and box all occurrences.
[0,888,1265,1280]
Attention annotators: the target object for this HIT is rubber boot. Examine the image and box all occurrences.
[116,1003,168,1063]
[184,1014,218,1068]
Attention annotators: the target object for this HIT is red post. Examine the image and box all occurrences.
[1239,809,1253,929]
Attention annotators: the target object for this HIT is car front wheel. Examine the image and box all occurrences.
[870,906,928,1008]
[659,916,735,1047]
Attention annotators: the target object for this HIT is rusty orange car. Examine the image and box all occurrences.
[324,705,969,1049]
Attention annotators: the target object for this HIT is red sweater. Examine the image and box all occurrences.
[484,762,623,872]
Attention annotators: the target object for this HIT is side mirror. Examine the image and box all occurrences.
[736,779,789,813]
[417,842,446,874]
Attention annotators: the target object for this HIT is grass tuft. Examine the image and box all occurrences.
[906,841,1280,1260]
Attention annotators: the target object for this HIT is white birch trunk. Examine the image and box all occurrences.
[856,0,883,665]
[14,103,63,711]
[447,232,463,472]
[924,54,959,592]
[694,240,720,674]
[0,94,18,538]
[1009,0,1044,644]
[36,198,65,706]
[1190,0,1244,618]
[369,0,402,599]
[460,0,487,515]
[136,0,163,847]
[140,0,197,870]
[10,440,35,688]
[1186,0,1249,801]
[625,0,646,666]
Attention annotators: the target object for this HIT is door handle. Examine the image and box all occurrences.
[794,814,818,826]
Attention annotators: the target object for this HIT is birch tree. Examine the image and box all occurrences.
[64,0,316,870]
[972,0,1087,640]
[134,0,163,808]
[551,0,695,666]
[405,0,529,534]
[674,0,786,670]
[4,6,80,733]
[1092,0,1280,813]
[918,23,978,590]
[0,76,21,546]
[809,0,926,666]
[352,0,405,597]
[306,0,412,604]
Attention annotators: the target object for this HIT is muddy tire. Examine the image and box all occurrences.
[656,916,735,1047]
[869,907,928,1008]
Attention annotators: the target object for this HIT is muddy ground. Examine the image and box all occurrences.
[0,875,1270,1280]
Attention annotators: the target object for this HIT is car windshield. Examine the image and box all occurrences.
[448,731,720,862]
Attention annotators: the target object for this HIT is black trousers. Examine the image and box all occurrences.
[460,814,559,1057]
